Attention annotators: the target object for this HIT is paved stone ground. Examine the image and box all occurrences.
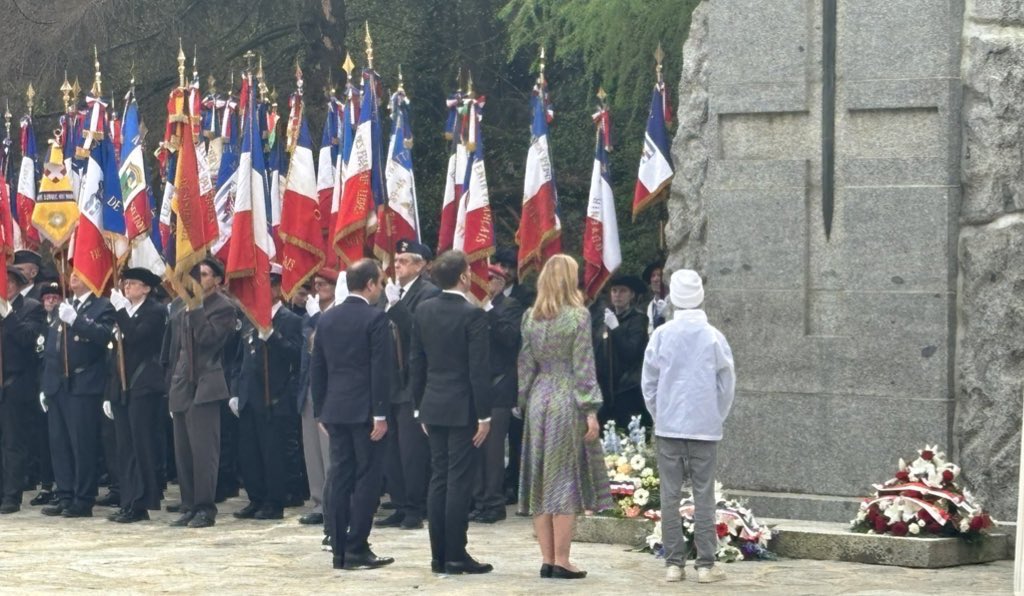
[0,488,1013,594]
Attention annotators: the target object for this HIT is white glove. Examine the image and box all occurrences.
[603,308,620,331]
[305,295,321,317]
[102,401,113,420]
[228,396,240,417]
[384,281,401,305]
[511,407,523,420]
[258,327,274,341]
[109,289,130,311]
[58,302,78,326]
[39,392,48,413]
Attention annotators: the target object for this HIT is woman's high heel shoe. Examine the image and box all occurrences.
[551,565,587,579]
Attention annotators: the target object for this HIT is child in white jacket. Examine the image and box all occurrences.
[641,269,735,584]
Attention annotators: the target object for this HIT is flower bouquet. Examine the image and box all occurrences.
[645,482,775,562]
[601,417,660,518]
[850,445,994,540]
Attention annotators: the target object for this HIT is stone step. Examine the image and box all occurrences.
[573,515,1011,569]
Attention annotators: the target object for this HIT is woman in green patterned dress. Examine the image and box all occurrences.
[518,254,613,580]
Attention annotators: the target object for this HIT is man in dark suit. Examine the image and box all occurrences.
[28,281,62,507]
[40,271,115,518]
[102,267,168,523]
[409,250,493,575]
[163,257,235,528]
[470,265,523,524]
[12,250,44,302]
[0,266,47,513]
[377,239,439,530]
[230,264,303,521]
[311,258,394,571]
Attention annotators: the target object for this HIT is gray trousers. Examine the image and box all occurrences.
[657,437,718,568]
[301,397,330,514]
[173,400,221,516]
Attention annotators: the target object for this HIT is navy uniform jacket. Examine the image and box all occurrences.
[41,294,115,397]
[231,305,303,415]
[385,276,440,404]
[409,292,491,427]
[0,294,46,402]
[311,295,392,425]
[110,297,168,403]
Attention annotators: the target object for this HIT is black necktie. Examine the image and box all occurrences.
[72,298,81,311]
[398,288,405,300]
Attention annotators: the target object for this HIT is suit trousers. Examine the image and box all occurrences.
[472,407,511,513]
[326,422,384,556]
[426,424,477,564]
[173,400,221,516]
[100,415,119,495]
[216,400,240,499]
[237,406,290,509]
[658,437,718,569]
[112,395,163,512]
[383,401,429,518]
[504,414,523,495]
[0,376,34,502]
[48,390,102,506]
[301,397,330,515]
[31,398,53,488]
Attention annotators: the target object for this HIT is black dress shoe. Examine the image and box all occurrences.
[343,548,395,570]
[29,491,53,506]
[254,506,283,520]
[332,556,345,570]
[165,502,182,513]
[380,501,397,510]
[187,510,216,528]
[374,510,405,528]
[107,508,128,521]
[0,500,20,514]
[41,502,68,516]
[474,509,507,524]
[61,503,93,518]
[283,495,306,508]
[540,564,553,578]
[321,535,333,552]
[468,509,481,521]
[551,565,587,579]
[233,502,261,519]
[399,514,423,530]
[445,556,493,575]
[95,492,120,507]
[114,509,150,524]
[299,512,324,525]
[430,559,445,574]
[169,511,196,527]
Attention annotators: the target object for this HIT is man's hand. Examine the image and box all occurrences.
[58,302,77,325]
[305,295,321,317]
[472,420,490,448]
[385,280,401,305]
[370,419,388,442]
[584,414,599,442]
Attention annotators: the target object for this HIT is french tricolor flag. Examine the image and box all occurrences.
[316,98,338,234]
[516,75,561,279]
[226,74,274,333]
[632,79,674,219]
[583,102,621,301]
[16,115,39,248]
[374,86,420,272]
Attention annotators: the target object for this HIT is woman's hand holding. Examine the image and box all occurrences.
[584,414,599,442]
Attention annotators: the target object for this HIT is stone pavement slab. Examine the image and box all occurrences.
[0,492,1013,594]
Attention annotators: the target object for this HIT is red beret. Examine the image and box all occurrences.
[315,268,339,283]
[488,264,508,281]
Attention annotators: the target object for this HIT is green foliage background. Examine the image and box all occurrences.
[0,0,700,277]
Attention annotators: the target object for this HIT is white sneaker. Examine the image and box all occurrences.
[665,565,685,582]
[697,566,726,584]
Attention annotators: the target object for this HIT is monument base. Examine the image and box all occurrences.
[573,515,654,549]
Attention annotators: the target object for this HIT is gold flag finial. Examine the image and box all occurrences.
[257,55,269,101]
[597,86,607,103]
[538,46,546,85]
[466,70,474,98]
[364,21,374,70]
[26,83,35,117]
[295,58,304,94]
[177,39,186,88]
[342,52,355,83]
[397,64,405,94]
[60,71,73,112]
[92,45,102,96]
[243,50,255,72]
[72,77,81,101]
[192,44,198,81]
[4,99,11,138]
[654,42,665,82]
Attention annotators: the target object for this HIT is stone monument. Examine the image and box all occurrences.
[667,0,1024,522]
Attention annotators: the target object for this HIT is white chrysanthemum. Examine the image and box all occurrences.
[634,488,650,507]
[909,523,921,535]
[630,455,646,471]
[641,467,654,478]
[616,456,629,467]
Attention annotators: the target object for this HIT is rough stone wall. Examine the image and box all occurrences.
[956,2,1024,520]
[664,0,711,278]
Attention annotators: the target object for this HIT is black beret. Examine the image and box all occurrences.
[608,274,647,296]
[13,249,42,268]
[39,281,63,298]
[121,267,163,289]
[395,239,433,261]
[493,247,518,268]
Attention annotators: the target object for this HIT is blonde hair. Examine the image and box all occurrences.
[532,254,584,321]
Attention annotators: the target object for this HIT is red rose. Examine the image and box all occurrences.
[891,522,909,536]
[926,522,942,534]
[969,516,987,532]
[716,523,729,538]
[921,450,934,461]
[865,509,878,523]
[917,509,934,524]
[873,516,888,533]
[942,470,954,483]
[895,470,910,482]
